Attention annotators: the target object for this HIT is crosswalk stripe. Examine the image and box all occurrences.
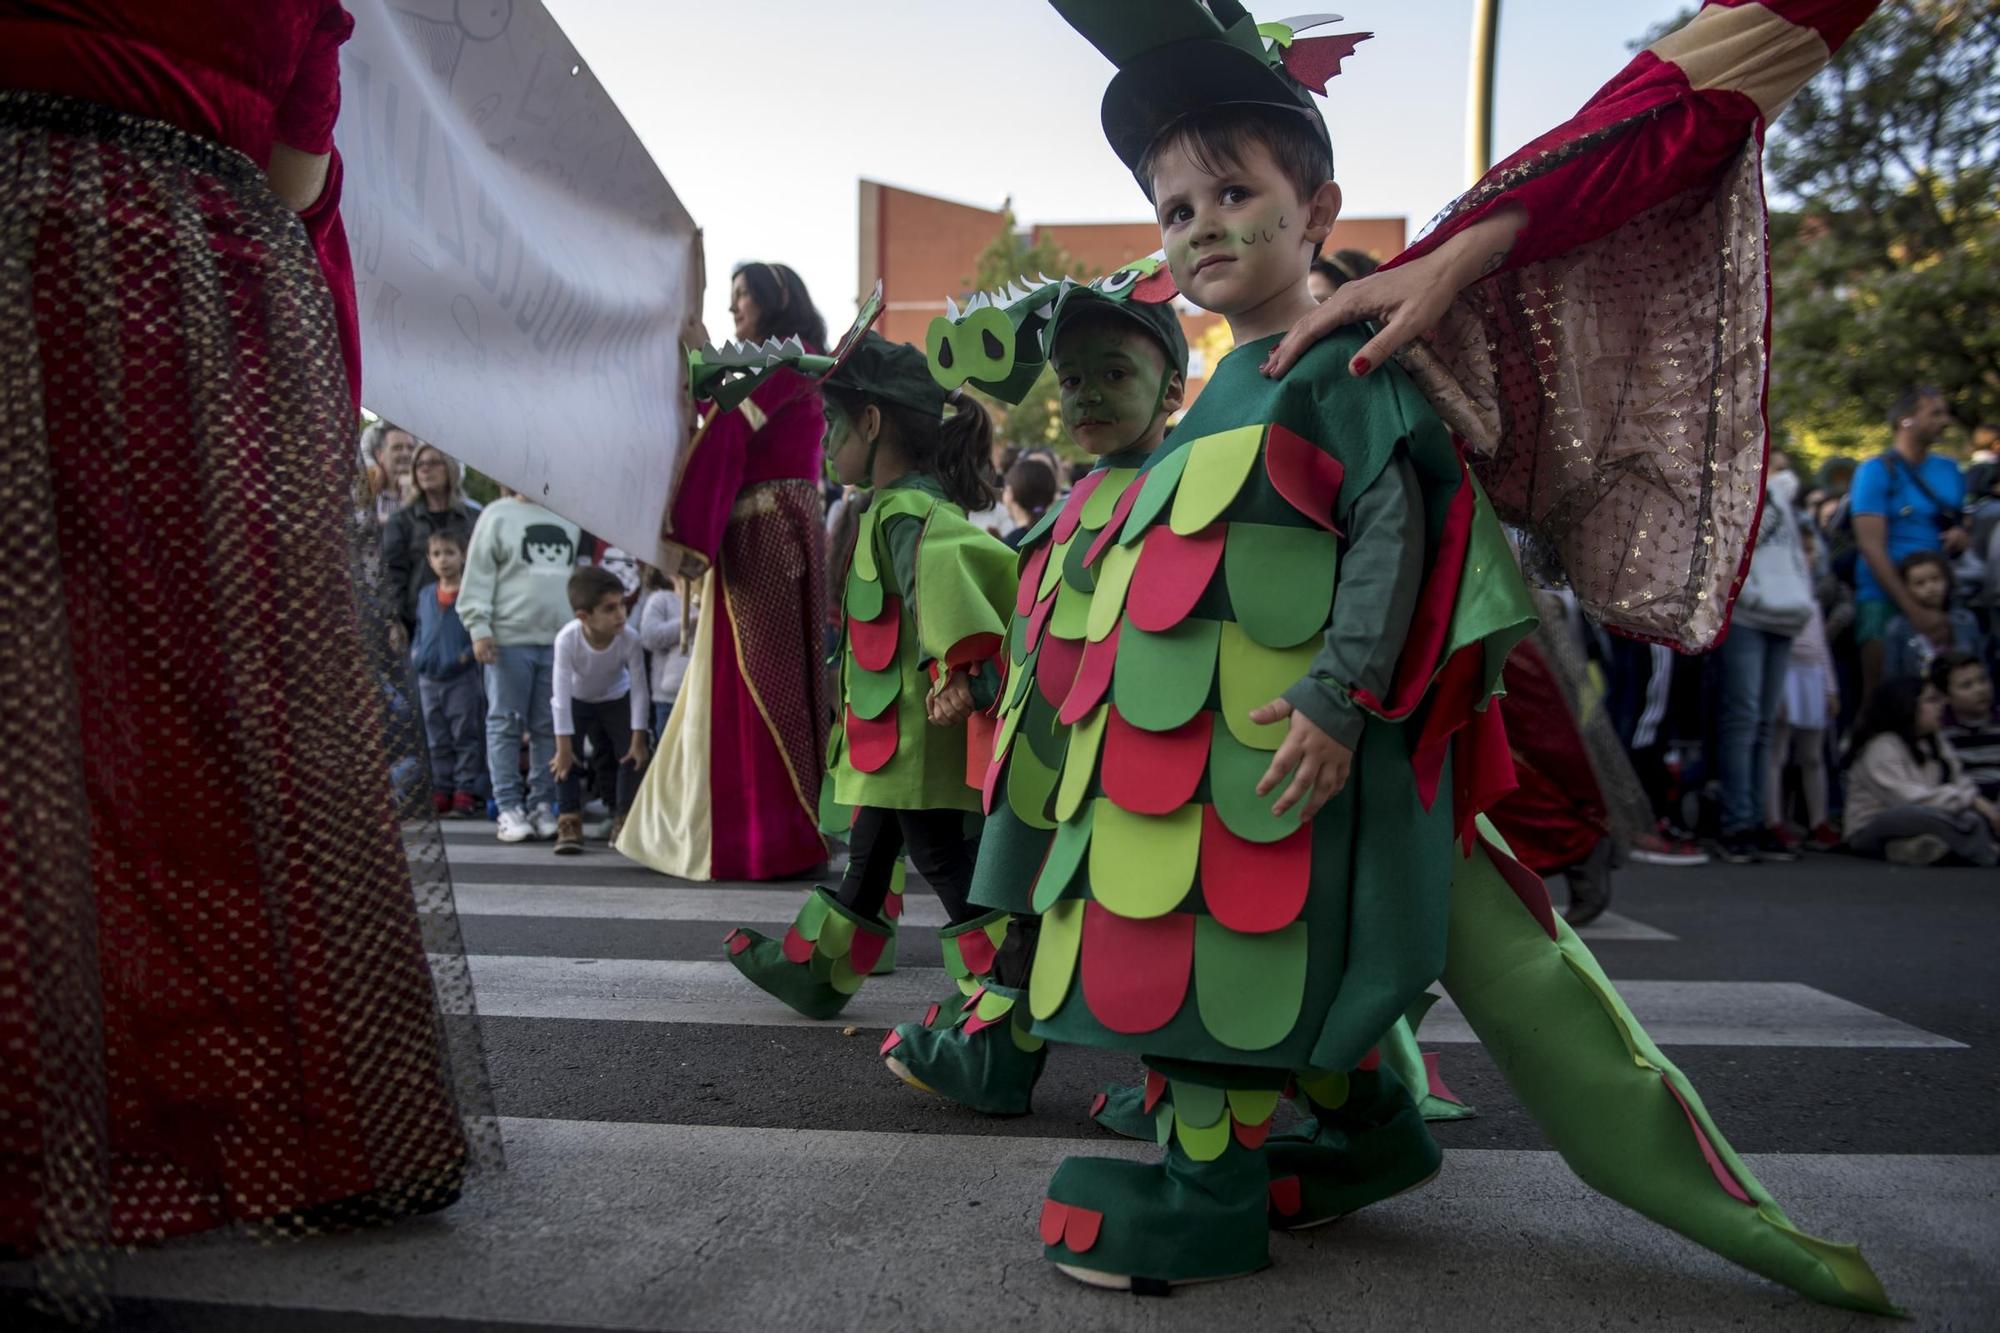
[447,882,949,927]
[86,1117,1998,1328]
[458,957,1964,1048]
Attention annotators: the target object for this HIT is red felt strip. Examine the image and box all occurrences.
[981,745,1006,815]
[884,891,904,921]
[1036,631,1087,711]
[1268,1176,1302,1217]
[1661,1075,1754,1204]
[879,1029,902,1056]
[1379,465,1475,716]
[1054,471,1105,544]
[1101,709,1211,816]
[849,927,888,976]
[1024,588,1056,652]
[944,631,1004,670]
[1057,623,1120,726]
[1081,903,1194,1034]
[923,1002,941,1028]
[1451,690,1519,850]
[955,925,998,977]
[1199,809,1311,933]
[1038,1199,1069,1246]
[1479,827,1560,942]
[961,987,985,1014]
[845,704,899,774]
[1422,1052,1465,1106]
[781,926,814,965]
[963,1010,1004,1036]
[1264,423,1345,532]
[1063,1205,1104,1254]
[963,708,997,791]
[849,595,902,673]
[1084,479,1142,566]
[1143,1069,1167,1114]
[1017,543,1051,617]
[1126,523,1225,633]
[1089,1092,1108,1118]
[1232,1115,1273,1151]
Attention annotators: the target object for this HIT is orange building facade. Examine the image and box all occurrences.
[858,179,1405,416]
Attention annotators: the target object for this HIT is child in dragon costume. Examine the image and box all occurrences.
[721,329,1019,1019]
[880,270,1192,1112]
[888,0,1896,1311]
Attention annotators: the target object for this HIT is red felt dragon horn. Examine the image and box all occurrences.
[1281,31,1372,94]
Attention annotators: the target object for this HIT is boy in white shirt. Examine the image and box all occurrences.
[550,565,650,854]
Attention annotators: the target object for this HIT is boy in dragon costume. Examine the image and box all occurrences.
[888,0,1896,1310]
[722,329,1020,1019]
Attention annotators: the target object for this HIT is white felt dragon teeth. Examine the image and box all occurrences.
[1277,11,1346,33]
[944,295,961,321]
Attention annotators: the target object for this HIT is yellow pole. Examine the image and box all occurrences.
[1467,0,1501,183]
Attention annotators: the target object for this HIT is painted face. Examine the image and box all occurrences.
[1917,684,1946,736]
[1905,560,1950,610]
[1946,663,1994,723]
[426,540,463,581]
[578,590,627,644]
[821,399,874,487]
[729,273,763,342]
[1151,136,1313,320]
[1051,321,1174,456]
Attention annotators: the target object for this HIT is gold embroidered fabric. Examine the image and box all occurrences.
[1402,140,1768,652]
[0,91,497,1324]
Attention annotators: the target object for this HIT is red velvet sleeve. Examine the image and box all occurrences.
[277,3,360,407]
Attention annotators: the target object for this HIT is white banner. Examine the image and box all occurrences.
[336,0,697,564]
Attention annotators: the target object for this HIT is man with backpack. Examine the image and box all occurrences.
[1849,388,1968,696]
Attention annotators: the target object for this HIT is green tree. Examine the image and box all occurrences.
[962,206,1100,460]
[1640,3,1999,471]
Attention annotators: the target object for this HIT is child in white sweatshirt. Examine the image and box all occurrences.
[550,565,650,854]
[1842,676,2000,867]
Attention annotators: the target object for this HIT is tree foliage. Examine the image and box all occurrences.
[962,206,1100,459]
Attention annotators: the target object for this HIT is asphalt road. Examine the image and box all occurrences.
[22,825,2000,1331]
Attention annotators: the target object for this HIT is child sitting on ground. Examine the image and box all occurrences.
[1931,650,2000,801]
[410,530,488,817]
[550,565,650,855]
[1881,550,1987,682]
[1842,675,2000,867]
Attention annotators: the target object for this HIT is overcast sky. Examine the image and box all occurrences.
[544,1,1691,339]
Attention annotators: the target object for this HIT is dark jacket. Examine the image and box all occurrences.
[412,584,476,681]
[382,498,480,630]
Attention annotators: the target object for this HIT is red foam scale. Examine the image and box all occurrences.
[1232,1115,1273,1151]
[1265,423,1344,532]
[1199,810,1311,933]
[848,927,888,975]
[955,925,998,977]
[1356,1047,1381,1072]
[1057,623,1121,726]
[1024,589,1056,653]
[1663,1075,1754,1203]
[726,929,750,956]
[1268,1176,1302,1216]
[1089,1092,1108,1117]
[1101,709,1211,816]
[849,595,902,672]
[1063,1205,1103,1253]
[1053,471,1105,544]
[944,631,1003,669]
[1423,1052,1463,1105]
[980,748,1005,815]
[1017,543,1051,617]
[1080,902,1194,1034]
[845,704,898,774]
[781,926,814,965]
[1036,632,1087,711]
[1142,1069,1167,1114]
[1125,523,1225,632]
[1038,1199,1068,1247]
[879,1029,902,1056]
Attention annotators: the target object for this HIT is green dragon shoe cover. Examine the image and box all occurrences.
[1378,997,1477,1120]
[1441,822,1899,1315]
[1265,1064,1442,1230]
[1041,1080,1276,1288]
[723,887,891,1021]
[937,908,1012,999]
[871,859,908,976]
[1087,1080,1156,1141]
[881,980,1048,1116]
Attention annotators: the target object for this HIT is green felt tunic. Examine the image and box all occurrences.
[988,329,1535,1073]
[824,476,1018,815]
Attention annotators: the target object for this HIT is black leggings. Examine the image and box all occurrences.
[837,806,979,924]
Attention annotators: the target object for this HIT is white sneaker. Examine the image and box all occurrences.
[530,804,560,841]
[495,808,534,843]
[581,816,614,840]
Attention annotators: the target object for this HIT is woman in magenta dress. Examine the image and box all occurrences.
[0,2,490,1319]
[619,262,831,882]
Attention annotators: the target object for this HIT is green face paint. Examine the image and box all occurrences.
[821,402,869,489]
[1052,323,1173,457]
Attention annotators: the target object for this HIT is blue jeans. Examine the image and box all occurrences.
[1718,626,1794,836]
[484,644,556,814]
[652,699,673,744]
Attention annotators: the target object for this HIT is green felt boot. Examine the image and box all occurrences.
[1265,1065,1442,1231]
[882,981,1048,1115]
[723,888,891,1021]
[1041,1076,1278,1291]
[1087,1080,1156,1140]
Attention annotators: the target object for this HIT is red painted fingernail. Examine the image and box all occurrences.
[1350,355,1371,376]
